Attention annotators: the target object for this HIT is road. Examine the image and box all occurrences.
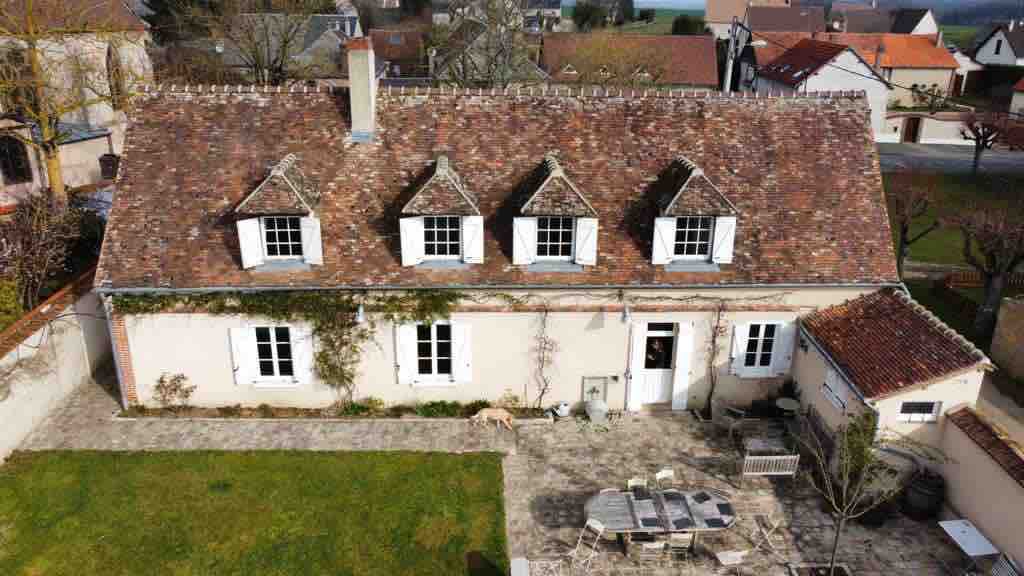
[878,143,1024,173]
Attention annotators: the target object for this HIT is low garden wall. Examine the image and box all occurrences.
[0,270,110,461]
[991,297,1024,381]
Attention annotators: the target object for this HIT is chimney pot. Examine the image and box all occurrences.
[347,37,376,143]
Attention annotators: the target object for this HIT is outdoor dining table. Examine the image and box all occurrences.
[584,487,738,556]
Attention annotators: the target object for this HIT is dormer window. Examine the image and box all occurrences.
[234,154,323,270]
[399,156,483,266]
[652,157,737,267]
[513,155,598,268]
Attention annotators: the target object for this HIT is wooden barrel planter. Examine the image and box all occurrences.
[903,470,945,520]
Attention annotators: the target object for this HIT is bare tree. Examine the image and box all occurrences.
[943,183,1024,340]
[960,111,1006,175]
[183,0,336,85]
[798,412,932,576]
[435,0,533,88]
[886,171,940,279]
[6,191,82,310]
[0,0,149,202]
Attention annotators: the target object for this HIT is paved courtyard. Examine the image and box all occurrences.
[18,376,965,575]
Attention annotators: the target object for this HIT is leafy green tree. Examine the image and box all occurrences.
[572,3,607,32]
[671,14,706,35]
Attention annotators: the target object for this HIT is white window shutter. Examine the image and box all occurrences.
[229,327,255,385]
[399,217,425,267]
[574,217,598,266]
[626,322,646,412]
[730,323,749,376]
[291,325,316,384]
[461,215,484,264]
[513,217,537,265]
[712,216,737,264]
[671,322,693,411]
[300,216,324,265]
[652,217,676,265]
[236,218,264,269]
[395,324,418,385]
[772,321,797,376]
[452,323,472,383]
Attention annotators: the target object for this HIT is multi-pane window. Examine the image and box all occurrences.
[536,216,574,260]
[743,323,776,368]
[416,324,452,376]
[423,216,461,258]
[261,216,303,258]
[674,216,713,259]
[898,401,940,423]
[255,326,294,378]
[644,323,675,370]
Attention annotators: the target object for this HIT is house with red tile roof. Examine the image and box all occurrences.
[97,38,967,416]
[1012,77,1024,115]
[796,289,990,450]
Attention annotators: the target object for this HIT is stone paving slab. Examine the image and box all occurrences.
[17,374,516,454]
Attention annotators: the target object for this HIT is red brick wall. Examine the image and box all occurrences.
[108,312,138,405]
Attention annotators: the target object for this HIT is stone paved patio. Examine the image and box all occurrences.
[505,415,964,575]
[18,377,965,575]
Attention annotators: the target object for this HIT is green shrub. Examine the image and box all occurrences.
[415,400,462,418]
[256,403,275,418]
[461,400,491,417]
[217,405,242,418]
[385,404,417,418]
[338,402,373,416]
[0,280,22,331]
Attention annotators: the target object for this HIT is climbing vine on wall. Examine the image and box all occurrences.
[112,290,465,402]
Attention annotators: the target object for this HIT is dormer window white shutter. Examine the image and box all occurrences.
[228,327,255,385]
[300,216,324,265]
[399,217,425,267]
[652,217,676,265]
[461,215,484,264]
[771,321,797,376]
[236,218,264,269]
[729,323,749,376]
[574,217,598,266]
[712,216,737,264]
[513,217,538,265]
[395,323,418,384]
[451,323,472,383]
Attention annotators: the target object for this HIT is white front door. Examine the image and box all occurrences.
[628,321,693,411]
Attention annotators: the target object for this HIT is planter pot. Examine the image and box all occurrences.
[585,399,608,425]
[554,402,571,418]
[904,470,944,520]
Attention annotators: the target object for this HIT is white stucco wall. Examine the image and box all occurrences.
[793,330,985,452]
[974,30,1018,66]
[0,291,110,460]
[754,51,888,141]
[1012,91,1024,116]
[121,286,879,410]
[887,68,955,108]
[910,11,938,36]
[942,417,1024,563]
[58,135,114,188]
[883,114,974,145]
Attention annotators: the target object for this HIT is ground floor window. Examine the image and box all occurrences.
[255,326,293,377]
[743,323,777,369]
[417,323,452,376]
[897,401,940,423]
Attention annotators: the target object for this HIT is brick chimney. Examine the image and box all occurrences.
[347,37,376,143]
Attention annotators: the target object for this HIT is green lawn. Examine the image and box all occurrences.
[0,451,507,576]
[940,25,979,50]
[885,173,1024,266]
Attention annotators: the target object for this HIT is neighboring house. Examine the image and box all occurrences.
[839,8,937,35]
[370,29,426,77]
[540,34,719,89]
[817,33,958,107]
[795,289,990,451]
[737,31,811,89]
[744,5,825,34]
[706,0,790,39]
[949,45,984,96]
[754,39,889,140]
[522,0,561,25]
[97,39,911,413]
[974,23,1024,67]
[432,0,487,26]
[1013,78,1024,115]
[429,19,546,84]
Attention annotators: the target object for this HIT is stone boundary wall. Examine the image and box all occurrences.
[991,297,1024,381]
[0,269,110,460]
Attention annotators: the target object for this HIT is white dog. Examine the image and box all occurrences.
[469,408,515,431]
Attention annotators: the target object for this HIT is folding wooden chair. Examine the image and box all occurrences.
[655,468,675,488]
[750,513,784,559]
[567,518,604,572]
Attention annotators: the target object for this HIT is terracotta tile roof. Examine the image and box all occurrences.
[661,157,737,217]
[758,39,849,86]
[746,31,813,66]
[706,0,789,25]
[830,2,876,13]
[96,87,899,291]
[746,6,826,33]
[1015,77,1024,92]
[947,407,1024,490]
[889,9,930,34]
[369,28,424,63]
[816,33,958,69]
[802,289,988,399]
[402,156,480,216]
[842,10,893,34]
[520,155,596,217]
[235,155,320,216]
[541,34,719,87]
[0,0,147,32]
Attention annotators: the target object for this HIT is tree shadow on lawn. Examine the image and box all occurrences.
[466,551,504,576]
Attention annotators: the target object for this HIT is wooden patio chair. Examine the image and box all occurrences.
[655,468,675,488]
[567,518,604,572]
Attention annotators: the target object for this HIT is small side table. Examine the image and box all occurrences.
[775,397,800,417]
